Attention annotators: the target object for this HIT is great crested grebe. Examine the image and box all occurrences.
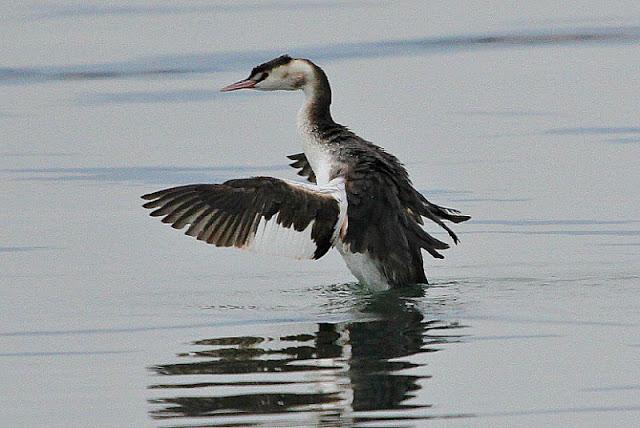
[142,55,470,289]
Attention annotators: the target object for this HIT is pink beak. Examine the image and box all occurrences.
[220,78,257,92]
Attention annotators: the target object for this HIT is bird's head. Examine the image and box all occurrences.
[221,55,316,92]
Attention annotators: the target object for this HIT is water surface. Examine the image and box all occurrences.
[1,1,639,427]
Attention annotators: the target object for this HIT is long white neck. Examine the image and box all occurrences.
[286,59,335,185]
[296,59,333,129]
[297,87,318,136]
[297,82,335,185]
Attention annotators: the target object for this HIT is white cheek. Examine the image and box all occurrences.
[256,68,301,91]
[291,73,306,89]
[255,79,278,90]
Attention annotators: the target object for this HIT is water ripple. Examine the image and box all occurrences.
[0,246,54,254]
[3,26,640,85]
[4,165,288,185]
[29,0,367,20]
[544,127,640,136]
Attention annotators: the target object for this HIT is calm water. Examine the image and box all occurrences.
[1,1,639,427]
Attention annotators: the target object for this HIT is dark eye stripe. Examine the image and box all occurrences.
[256,72,269,82]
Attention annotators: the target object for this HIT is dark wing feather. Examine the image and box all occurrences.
[360,140,471,243]
[339,135,470,286]
[360,141,471,241]
[287,153,316,183]
[344,157,441,286]
[414,197,470,244]
[141,177,340,259]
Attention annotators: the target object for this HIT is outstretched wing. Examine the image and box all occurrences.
[141,177,345,259]
[287,153,316,183]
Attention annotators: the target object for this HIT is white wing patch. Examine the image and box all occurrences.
[246,216,318,259]
[246,177,347,260]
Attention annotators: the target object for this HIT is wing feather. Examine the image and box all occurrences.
[287,153,317,183]
[338,135,470,286]
[142,177,345,260]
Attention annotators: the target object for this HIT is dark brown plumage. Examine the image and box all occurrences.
[287,134,470,286]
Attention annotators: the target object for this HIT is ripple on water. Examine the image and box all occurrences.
[3,26,640,86]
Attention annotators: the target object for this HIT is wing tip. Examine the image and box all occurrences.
[141,189,173,201]
[142,200,159,209]
[451,214,471,224]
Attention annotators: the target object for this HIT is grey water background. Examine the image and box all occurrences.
[1,1,640,426]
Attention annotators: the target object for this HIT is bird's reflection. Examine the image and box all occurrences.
[148,286,465,426]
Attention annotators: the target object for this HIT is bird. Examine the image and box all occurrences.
[141,55,470,289]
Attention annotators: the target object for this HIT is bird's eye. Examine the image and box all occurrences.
[259,72,269,81]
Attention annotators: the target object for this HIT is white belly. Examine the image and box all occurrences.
[337,244,392,291]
